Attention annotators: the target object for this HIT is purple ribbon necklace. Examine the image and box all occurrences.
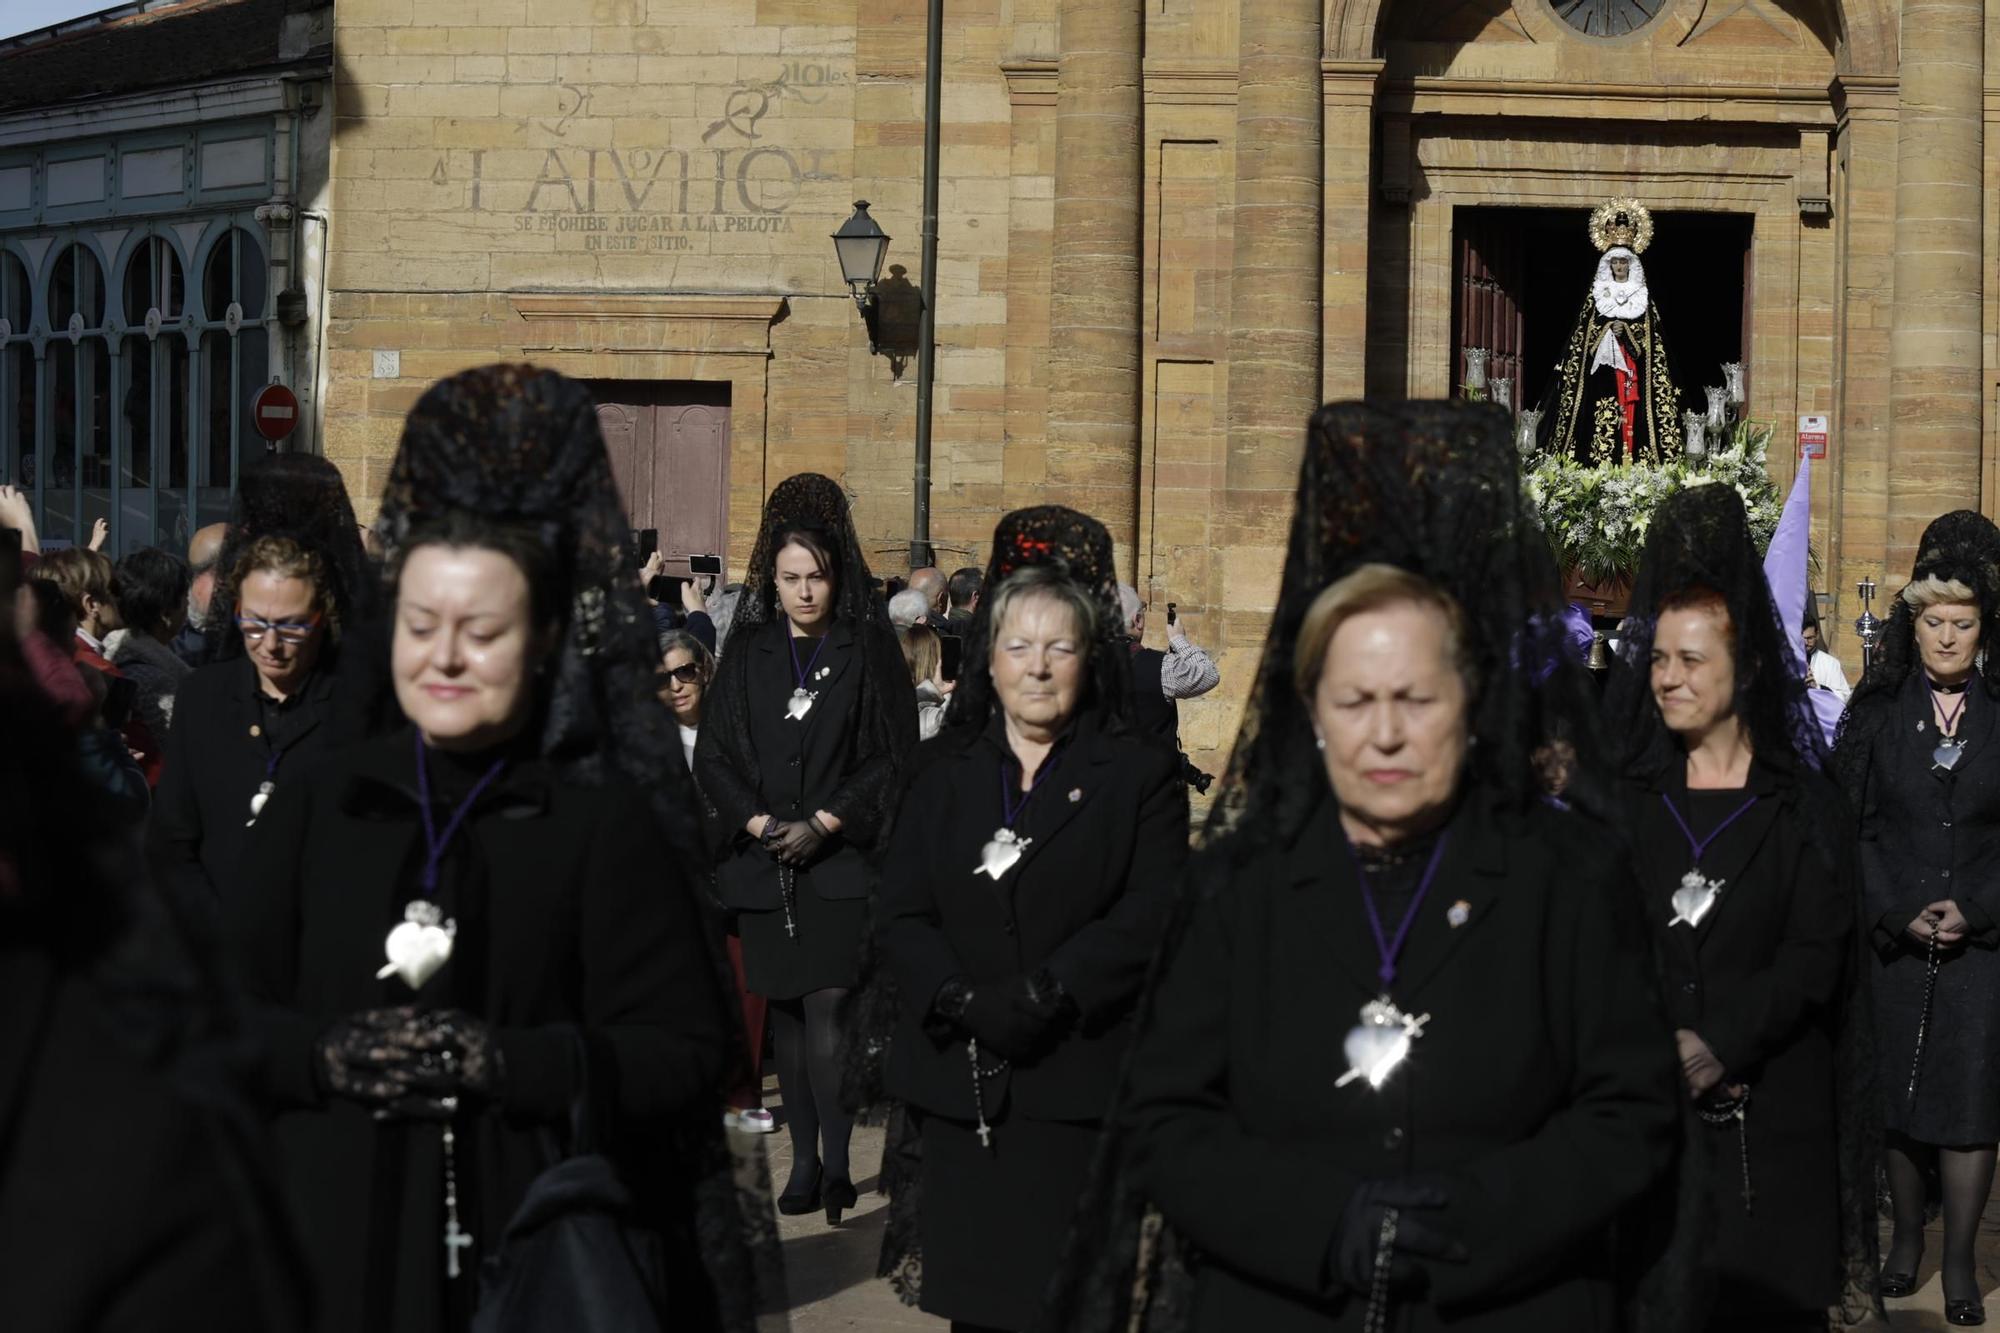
[246,748,283,828]
[1928,678,1971,771]
[973,750,1061,881]
[784,630,831,721]
[1660,790,1759,929]
[1335,832,1449,1092]
[375,732,507,991]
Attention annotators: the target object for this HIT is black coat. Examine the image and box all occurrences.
[150,655,346,914]
[1626,762,1852,1313]
[880,713,1187,1122]
[695,618,901,907]
[0,945,308,1332]
[1850,671,2000,1143]
[1124,789,1679,1332]
[223,727,731,1333]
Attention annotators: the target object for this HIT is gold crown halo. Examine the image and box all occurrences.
[1589,197,1654,255]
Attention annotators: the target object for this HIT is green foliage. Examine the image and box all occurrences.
[1522,421,1783,586]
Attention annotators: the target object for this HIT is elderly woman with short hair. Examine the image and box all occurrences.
[1836,510,2000,1326]
[873,506,1187,1333]
[1046,401,1678,1333]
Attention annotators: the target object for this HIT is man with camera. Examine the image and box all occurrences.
[1118,585,1220,791]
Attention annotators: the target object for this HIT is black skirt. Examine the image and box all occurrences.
[914,1109,1099,1331]
[736,878,867,999]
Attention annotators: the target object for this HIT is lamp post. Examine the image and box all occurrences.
[831,201,891,352]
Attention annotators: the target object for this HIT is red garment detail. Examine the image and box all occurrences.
[1614,347,1641,460]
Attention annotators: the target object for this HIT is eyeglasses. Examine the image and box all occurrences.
[236,607,324,646]
[660,663,704,685]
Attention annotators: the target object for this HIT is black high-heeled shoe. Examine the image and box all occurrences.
[776,1166,822,1217]
[1879,1270,1917,1299]
[823,1175,858,1226]
[1947,1297,1986,1326]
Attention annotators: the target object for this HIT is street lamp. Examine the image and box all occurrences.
[832,200,891,353]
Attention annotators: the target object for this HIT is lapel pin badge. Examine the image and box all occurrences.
[816,666,831,680]
[1067,787,1083,804]
[1446,900,1471,929]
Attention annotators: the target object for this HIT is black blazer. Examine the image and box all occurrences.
[149,655,346,912]
[224,728,729,1332]
[1853,671,2000,946]
[696,618,901,907]
[1625,762,1852,1311]
[880,712,1186,1122]
[1124,788,1679,1332]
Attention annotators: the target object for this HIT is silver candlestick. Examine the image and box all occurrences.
[1855,577,1882,676]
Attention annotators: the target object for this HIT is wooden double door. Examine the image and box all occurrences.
[589,380,730,575]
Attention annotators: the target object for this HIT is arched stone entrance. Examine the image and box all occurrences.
[1317,0,1956,668]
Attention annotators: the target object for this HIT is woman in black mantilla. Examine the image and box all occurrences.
[223,365,749,1332]
[1603,484,1877,1332]
[873,506,1186,1332]
[695,473,917,1222]
[1834,510,2000,1326]
[1043,400,1678,1333]
[150,455,377,929]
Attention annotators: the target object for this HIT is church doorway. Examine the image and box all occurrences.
[1451,206,1754,423]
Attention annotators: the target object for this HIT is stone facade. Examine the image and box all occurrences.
[323,0,1978,775]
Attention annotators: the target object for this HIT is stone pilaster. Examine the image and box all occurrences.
[1048,0,1144,572]
[1225,0,1324,527]
[1887,0,1983,572]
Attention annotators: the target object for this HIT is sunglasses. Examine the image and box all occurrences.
[236,606,324,646]
[660,663,704,685]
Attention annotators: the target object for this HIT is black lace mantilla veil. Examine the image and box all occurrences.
[697,471,915,863]
[1603,484,1881,1330]
[1036,400,1612,1333]
[199,452,378,666]
[375,364,784,1331]
[1602,483,1825,779]
[1834,509,2000,803]
[842,505,1131,1305]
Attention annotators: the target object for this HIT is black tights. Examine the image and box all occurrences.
[1883,1133,1997,1301]
[770,988,852,1192]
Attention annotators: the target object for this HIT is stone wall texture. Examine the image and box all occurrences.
[324,0,1971,779]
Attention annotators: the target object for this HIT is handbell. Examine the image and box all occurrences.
[1588,630,1610,671]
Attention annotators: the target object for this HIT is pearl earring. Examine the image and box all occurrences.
[1314,735,1326,752]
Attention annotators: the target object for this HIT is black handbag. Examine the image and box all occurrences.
[470,1038,669,1333]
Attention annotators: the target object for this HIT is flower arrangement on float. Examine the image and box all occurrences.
[1521,420,1784,592]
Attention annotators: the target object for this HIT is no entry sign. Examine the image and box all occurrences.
[252,382,301,443]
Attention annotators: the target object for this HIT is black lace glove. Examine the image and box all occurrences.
[313,1006,505,1118]
[1327,1177,1466,1295]
[942,976,1050,1064]
[381,1008,507,1117]
[1020,968,1080,1035]
[771,818,829,868]
[315,1005,422,1106]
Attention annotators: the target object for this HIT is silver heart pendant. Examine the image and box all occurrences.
[245,780,275,827]
[1935,743,1965,771]
[785,689,814,721]
[376,917,455,989]
[1341,1023,1411,1089]
[1335,997,1430,1091]
[1669,870,1722,929]
[973,829,1029,880]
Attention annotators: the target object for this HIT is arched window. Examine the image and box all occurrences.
[0,252,31,497]
[45,243,111,546]
[196,227,266,530]
[120,235,190,552]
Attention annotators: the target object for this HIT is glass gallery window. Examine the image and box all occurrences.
[0,118,285,555]
[0,224,269,556]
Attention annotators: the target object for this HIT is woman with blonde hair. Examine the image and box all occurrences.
[1835,510,2000,1326]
